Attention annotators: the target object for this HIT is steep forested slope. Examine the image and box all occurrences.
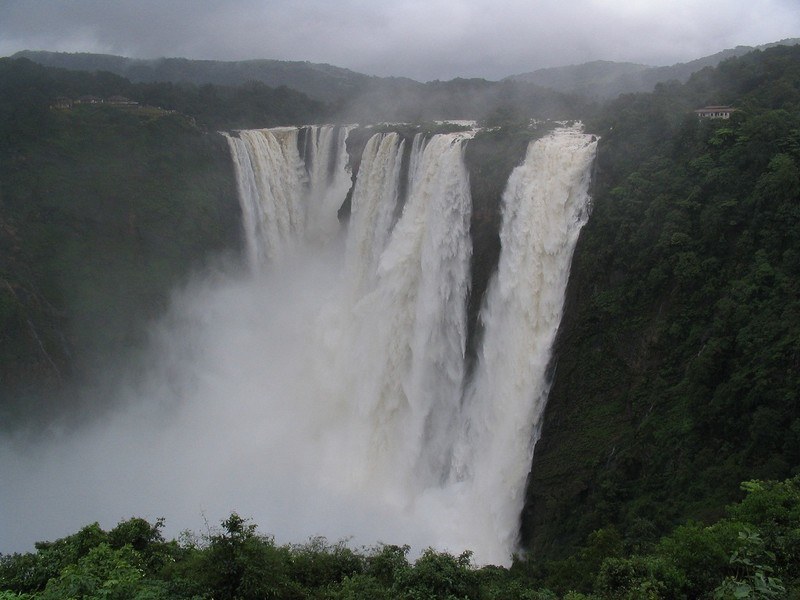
[508,39,800,99]
[523,45,800,558]
[0,59,250,425]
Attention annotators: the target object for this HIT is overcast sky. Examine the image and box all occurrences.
[1,0,798,81]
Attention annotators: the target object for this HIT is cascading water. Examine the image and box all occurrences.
[224,125,353,265]
[0,123,597,561]
[453,127,599,556]
[344,132,473,490]
[221,124,598,563]
[344,132,406,297]
[224,128,307,265]
[304,125,355,241]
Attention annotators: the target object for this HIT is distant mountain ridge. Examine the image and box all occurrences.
[506,38,800,99]
[11,50,375,102]
[506,60,650,99]
[6,50,589,123]
[12,38,800,106]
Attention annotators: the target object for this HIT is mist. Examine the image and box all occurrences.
[0,223,492,561]
[1,243,433,555]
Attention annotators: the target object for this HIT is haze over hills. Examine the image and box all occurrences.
[12,38,800,105]
[7,50,587,124]
[507,38,800,99]
[506,60,651,100]
[10,50,378,103]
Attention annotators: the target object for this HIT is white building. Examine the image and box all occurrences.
[695,105,736,119]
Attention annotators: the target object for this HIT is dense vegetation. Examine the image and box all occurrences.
[0,57,327,131]
[523,44,800,561]
[14,51,592,125]
[13,51,371,104]
[1,476,798,599]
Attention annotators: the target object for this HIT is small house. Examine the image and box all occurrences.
[694,105,736,119]
[75,95,103,104]
[108,96,138,106]
[52,96,73,109]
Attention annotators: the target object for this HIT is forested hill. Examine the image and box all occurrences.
[12,50,373,103]
[0,58,285,424]
[11,51,589,124]
[523,43,800,564]
[507,38,800,99]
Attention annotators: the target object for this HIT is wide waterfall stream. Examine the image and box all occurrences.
[223,124,597,562]
[0,124,596,565]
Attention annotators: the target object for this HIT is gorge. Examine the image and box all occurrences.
[0,122,597,565]
[220,124,597,563]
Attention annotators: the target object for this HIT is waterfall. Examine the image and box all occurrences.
[304,125,355,241]
[345,132,405,297]
[223,125,352,265]
[455,127,598,556]
[224,128,307,265]
[218,124,597,563]
[346,132,473,489]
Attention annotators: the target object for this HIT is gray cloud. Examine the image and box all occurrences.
[0,1,798,82]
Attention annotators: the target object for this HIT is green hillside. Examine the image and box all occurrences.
[523,44,800,562]
[12,50,590,124]
[508,39,800,99]
[12,50,373,103]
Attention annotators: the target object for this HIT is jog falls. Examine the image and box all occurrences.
[219,123,598,563]
[3,42,800,599]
